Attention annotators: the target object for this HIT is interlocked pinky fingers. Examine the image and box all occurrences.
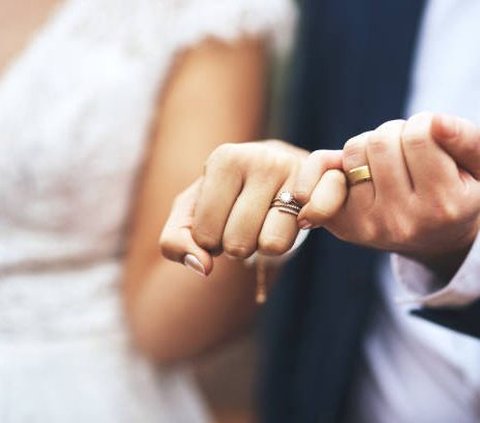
[294,149,343,205]
[297,169,348,228]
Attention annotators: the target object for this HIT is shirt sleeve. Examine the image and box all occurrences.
[170,0,297,53]
[391,231,480,307]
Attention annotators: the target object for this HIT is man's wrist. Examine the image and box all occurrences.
[403,221,480,284]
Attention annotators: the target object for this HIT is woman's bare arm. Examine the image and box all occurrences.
[123,38,266,363]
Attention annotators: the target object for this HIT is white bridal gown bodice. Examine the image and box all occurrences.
[0,0,294,421]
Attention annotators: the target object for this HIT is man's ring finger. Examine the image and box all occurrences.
[347,165,372,186]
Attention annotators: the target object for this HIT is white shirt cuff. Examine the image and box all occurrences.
[391,232,480,308]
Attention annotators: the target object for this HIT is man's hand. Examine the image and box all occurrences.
[296,112,480,280]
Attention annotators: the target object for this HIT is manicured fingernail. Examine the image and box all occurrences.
[183,254,206,277]
[298,219,313,230]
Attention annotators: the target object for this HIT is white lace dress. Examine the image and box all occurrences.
[0,0,295,421]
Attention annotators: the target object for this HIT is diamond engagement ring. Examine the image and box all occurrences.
[270,191,301,216]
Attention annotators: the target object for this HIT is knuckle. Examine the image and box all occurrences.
[276,149,297,169]
[443,204,461,222]
[431,199,461,223]
[264,138,290,150]
[223,240,256,259]
[264,139,308,161]
[402,112,434,150]
[206,143,239,170]
[258,235,291,256]
[253,150,294,181]
[368,120,405,153]
[344,149,366,170]
[367,131,390,154]
[361,220,381,244]
[392,220,416,246]
[343,136,364,154]
[343,135,368,168]
[267,150,292,171]
[401,131,428,150]
[191,228,221,253]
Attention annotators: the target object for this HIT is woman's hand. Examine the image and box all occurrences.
[160,140,316,275]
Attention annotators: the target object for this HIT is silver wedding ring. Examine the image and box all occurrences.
[270,191,301,216]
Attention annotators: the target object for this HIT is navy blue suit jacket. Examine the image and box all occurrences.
[259,1,480,422]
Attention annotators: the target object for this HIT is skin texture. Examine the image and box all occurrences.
[160,140,311,272]
[162,112,480,289]
[123,38,268,363]
[297,113,480,281]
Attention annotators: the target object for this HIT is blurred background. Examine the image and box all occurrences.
[0,1,296,422]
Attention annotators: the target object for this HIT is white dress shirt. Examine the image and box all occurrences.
[350,1,480,422]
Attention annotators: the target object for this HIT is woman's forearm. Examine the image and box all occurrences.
[122,37,267,363]
[126,256,257,363]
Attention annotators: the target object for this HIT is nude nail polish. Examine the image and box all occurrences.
[183,254,206,277]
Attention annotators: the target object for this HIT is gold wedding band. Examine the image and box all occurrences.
[347,165,372,186]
